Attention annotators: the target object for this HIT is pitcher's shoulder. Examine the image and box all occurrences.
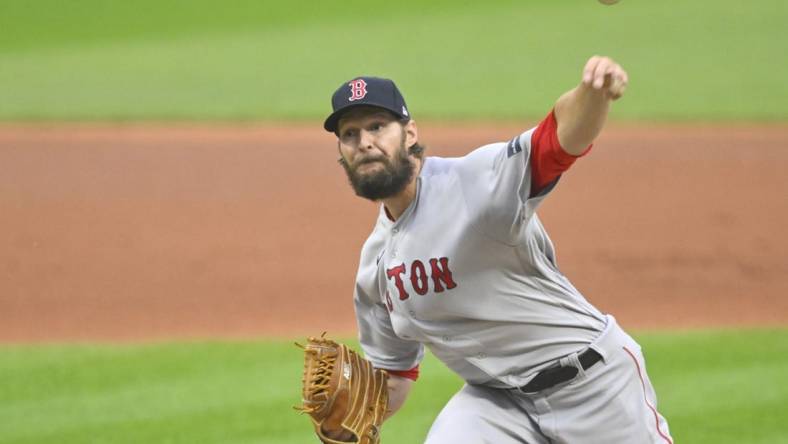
[421,145,503,178]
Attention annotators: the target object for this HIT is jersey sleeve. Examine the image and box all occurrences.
[386,365,420,381]
[354,284,424,373]
[455,111,587,245]
[529,109,591,197]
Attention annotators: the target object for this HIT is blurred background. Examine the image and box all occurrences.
[0,1,786,443]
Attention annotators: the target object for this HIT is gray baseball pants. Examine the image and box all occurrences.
[424,316,673,444]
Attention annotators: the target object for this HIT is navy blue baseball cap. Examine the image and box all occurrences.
[323,76,411,133]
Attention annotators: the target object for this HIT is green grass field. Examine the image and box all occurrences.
[1,0,786,121]
[1,330,787,443]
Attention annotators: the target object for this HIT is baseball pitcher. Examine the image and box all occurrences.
[297,56,673,443]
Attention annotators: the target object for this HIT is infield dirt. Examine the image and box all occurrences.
[1,123,786,342]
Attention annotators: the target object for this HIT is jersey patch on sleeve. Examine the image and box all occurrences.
[506,135,523,158]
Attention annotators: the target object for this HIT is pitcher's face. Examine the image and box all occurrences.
[337,108,416,201]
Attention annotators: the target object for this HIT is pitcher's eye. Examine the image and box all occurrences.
[342,129,357,140]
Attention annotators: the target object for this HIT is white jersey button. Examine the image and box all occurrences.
[477,352,487,359]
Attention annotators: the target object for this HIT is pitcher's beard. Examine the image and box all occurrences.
[342,139,415,201]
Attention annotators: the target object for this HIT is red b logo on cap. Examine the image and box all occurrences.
[348,79,368,102]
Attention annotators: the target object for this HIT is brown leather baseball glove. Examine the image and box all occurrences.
[296,333,389,444]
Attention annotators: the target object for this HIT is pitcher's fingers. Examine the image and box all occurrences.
[592,58,614,89]
[613,67,628,94]
[583,56,602,86]
[609,71,627,99]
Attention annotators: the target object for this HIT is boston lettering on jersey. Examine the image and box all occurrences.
[385,257,457,302]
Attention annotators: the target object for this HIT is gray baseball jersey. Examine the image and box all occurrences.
[354,126,607,388]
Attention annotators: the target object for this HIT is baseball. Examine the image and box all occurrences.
[598,0,620,4]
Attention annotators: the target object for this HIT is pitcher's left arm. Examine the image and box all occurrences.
[554,55,628,155]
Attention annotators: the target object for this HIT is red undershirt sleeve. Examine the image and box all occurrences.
[529,109,593,198]
[383,365,420,381]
